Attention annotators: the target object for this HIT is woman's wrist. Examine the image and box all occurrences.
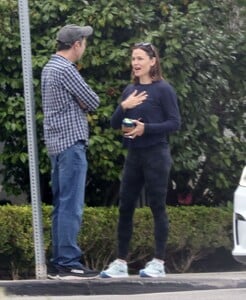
[121,101,127,110]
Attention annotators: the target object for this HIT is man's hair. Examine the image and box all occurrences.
[56,39,83,51]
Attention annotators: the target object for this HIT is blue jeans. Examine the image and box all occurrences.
[50,140,87,268]
[117,143,172,261]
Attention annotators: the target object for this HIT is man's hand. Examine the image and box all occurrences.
[76,97,87,110]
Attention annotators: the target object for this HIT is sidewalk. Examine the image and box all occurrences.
[1,272,246,298]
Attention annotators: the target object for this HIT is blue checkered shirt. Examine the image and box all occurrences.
[41,54,100,155]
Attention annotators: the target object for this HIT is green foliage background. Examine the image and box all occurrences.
[0,0,245,205]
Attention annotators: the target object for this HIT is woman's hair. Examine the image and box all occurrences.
[131,43,163,84]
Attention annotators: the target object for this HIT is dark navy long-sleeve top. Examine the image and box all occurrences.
[110,79,181,148]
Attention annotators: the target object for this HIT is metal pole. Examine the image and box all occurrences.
[18,0,46,279]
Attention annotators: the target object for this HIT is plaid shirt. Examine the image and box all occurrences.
[41,54,100,155]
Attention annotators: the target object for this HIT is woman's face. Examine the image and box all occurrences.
[131,48,156,83]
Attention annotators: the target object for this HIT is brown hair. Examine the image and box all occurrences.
[131,43,163,84]
[56,38,84,51]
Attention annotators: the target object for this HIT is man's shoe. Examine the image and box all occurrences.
[139,259,166,278]
[47,263,59,279]
[48,264,99,280]
[100,259,129,278]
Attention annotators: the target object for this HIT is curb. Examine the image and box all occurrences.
[1,272,246,296]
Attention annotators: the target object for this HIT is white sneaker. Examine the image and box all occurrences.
[100,259,129,278]
[139,259,166,278]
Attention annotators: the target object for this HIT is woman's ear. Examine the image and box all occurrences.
[150,57,156,66]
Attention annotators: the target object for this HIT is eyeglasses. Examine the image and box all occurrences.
[134,42,156,57]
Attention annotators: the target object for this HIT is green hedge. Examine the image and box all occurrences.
[0,204,233,279]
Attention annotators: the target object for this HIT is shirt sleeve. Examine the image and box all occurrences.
[62,64,100,112]
[144,82,181,135]
[110,85,134,129]
[110,104,126,129]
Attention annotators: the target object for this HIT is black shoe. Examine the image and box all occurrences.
[47,264,99,280]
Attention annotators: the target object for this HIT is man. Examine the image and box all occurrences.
[41,24,100,279]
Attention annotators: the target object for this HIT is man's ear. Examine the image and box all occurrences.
[73,40,81,48]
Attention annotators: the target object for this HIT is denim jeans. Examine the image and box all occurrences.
[49,140,87,268]
[117,143,172,261]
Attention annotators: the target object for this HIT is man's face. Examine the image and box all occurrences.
[73,38,87,61]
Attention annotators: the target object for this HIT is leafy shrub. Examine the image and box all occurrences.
[0,204,234,279]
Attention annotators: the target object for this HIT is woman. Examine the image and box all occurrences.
[100,42,181,278]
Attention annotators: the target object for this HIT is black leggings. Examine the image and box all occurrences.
[117,143,172,261]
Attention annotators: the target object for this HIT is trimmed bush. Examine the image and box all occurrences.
[0,204,234,279]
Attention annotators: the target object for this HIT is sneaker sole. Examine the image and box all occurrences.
[139,271,166,278]
[47,274,59,280]
[100,272,129,278]
[48,274,99,280]
[59,275,99,280]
